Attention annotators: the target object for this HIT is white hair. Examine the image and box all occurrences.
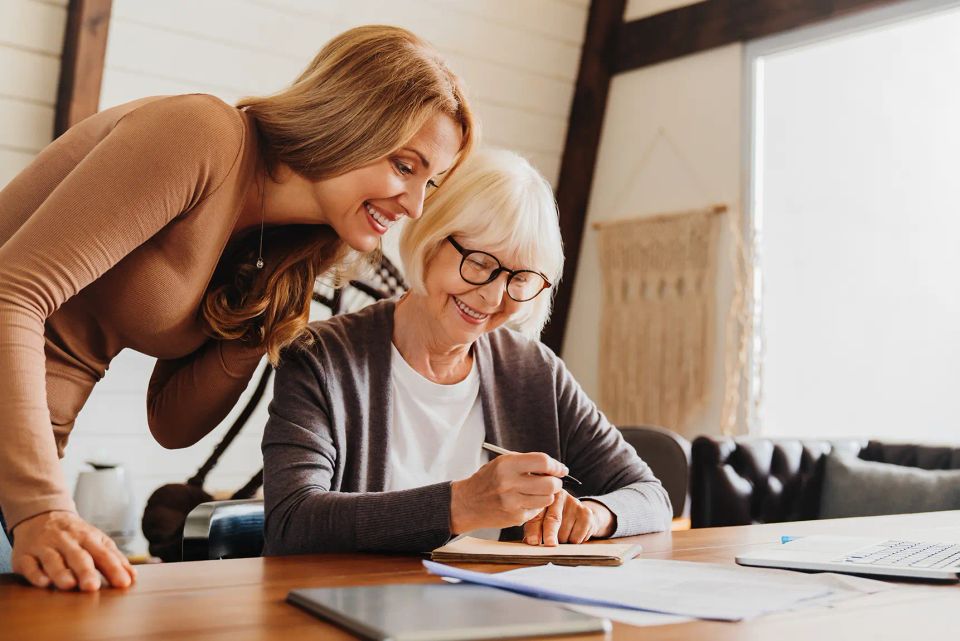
[399,148,564,338]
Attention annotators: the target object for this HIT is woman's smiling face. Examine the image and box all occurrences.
[418,237,536,348]
[312,113,462,253]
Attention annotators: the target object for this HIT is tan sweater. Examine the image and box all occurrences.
[0,94,267,529]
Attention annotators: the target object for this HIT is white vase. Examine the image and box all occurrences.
[73,463,138,555]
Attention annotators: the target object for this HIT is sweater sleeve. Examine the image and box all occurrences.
[146,340,264,449]
[261,345,453,555]
[0,95,244,529]
[550,350,673,537]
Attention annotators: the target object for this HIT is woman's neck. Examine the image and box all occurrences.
[234,162,329,237]
[392,294,473,385]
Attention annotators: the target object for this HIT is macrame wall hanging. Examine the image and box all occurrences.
[595,205,724,431]
[590,126,751,435]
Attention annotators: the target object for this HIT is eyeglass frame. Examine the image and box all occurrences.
[445,236,552,302]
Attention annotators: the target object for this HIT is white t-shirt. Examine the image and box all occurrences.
[386,344,499,540]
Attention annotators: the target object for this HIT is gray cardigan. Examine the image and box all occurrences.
[262,298,672,555]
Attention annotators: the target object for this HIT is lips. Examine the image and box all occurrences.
[365,202,401,233]
[452,295,490,322]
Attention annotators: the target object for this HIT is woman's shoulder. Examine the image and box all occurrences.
[117,94,245,145]
[117,93,241,123]
[289,298,396,366]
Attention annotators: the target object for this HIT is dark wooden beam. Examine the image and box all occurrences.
[541,0,625,354]
[615,0,902,73]
[55,0,113,137]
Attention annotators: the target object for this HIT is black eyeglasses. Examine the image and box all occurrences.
[446,236,551,302]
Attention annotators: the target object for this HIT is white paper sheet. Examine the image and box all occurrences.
[424,558,891,623]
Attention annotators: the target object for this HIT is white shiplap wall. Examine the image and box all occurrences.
[0,0,66,185]
[26,0,590,554]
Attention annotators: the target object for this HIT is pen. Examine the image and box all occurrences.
[780,536,802,544]
[481,442,582,486]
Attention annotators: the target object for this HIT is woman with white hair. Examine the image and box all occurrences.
[262,149,672,554]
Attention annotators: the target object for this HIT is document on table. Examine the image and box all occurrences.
[423,558,892,623]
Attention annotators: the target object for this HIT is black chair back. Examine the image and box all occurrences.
[618,425,690,519]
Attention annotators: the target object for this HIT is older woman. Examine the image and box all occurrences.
[262,149,671,554]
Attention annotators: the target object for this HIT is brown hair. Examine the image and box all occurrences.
[202,25,476,364]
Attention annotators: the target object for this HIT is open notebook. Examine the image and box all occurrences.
[431,536,641,566]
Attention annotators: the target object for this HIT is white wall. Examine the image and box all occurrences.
[0,0,66,185]
[624,0,704,21]
[36,0,589,554]
[561,0,742,439]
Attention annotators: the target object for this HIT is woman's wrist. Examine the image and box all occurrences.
[448,480,473,535]
[583,500,616,538]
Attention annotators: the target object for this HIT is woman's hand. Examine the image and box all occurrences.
[522,491,616,546]
[450,453,567,534]
[11,511,136,591]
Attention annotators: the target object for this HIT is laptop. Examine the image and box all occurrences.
[736,535,960,581]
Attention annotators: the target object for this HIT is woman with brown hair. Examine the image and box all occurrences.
[0,25,475,591]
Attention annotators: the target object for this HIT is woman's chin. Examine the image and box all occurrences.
[342,232,381,254]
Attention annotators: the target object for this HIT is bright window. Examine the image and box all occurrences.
[748,2,960,442]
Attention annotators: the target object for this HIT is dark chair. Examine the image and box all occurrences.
[618,425,691,519]
[690,436,960,528]
[182,500,265,561]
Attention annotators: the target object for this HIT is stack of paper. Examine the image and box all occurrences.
[424,558,891,623]
[431,536,641,567]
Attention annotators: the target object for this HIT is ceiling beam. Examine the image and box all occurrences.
[56,0,113,137]
[541,0,626,354]
[614,0,902,74]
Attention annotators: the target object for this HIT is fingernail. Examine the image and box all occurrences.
[80,577,99,591]
[524,536,538,545]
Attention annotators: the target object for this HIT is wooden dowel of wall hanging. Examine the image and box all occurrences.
[591,203,727,231]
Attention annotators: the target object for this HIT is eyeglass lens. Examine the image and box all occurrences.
[460,252,547,301]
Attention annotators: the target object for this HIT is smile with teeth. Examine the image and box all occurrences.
[365,202,400,230]
[453,296,489,321]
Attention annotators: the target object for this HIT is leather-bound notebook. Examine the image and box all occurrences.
[431,536,641,567]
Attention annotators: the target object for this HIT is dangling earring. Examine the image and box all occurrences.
[256,170,265,270]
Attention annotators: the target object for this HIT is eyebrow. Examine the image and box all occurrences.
[402,147,431,170]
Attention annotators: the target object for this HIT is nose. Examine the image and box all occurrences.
[399,182,428,220]
[477,272,509,306]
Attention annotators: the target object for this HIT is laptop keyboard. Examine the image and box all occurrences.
[841,540,960,569]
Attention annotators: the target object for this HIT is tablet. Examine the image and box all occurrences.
[287,583,610,641]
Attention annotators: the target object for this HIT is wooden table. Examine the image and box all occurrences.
[3,511,960,640]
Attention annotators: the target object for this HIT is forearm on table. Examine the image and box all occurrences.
[264,483,453,555]
[581,482,672,537]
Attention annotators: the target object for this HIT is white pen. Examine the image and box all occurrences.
[481,442,582,486]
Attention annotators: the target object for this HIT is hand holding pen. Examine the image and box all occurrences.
[449,447,574,535]
[481,442,582,486]
[479,443,614,545]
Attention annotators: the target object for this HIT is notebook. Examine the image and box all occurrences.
[431,535,642,566]
[287,583,611,641]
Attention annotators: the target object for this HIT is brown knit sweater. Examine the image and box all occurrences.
[0,94,266,530]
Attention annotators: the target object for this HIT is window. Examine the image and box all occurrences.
[747,1,960,442]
